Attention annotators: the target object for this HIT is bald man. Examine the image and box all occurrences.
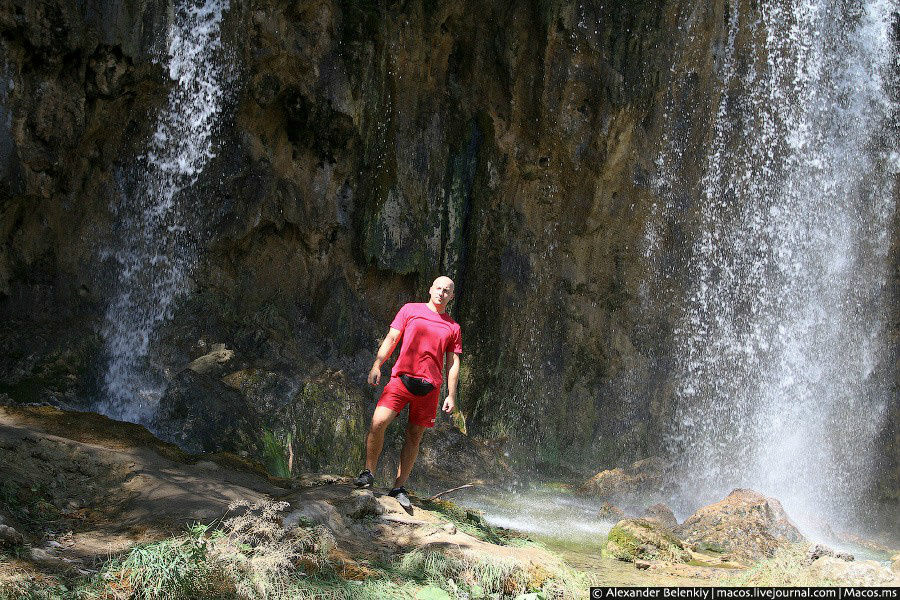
[354,276,462,509]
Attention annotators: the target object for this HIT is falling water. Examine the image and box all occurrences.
[663,0,898,527]
[99,0,232,423]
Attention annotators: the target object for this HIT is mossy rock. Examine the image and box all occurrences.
[696,540,728,554]
[603,518,691,563]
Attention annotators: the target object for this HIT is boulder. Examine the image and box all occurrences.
[339,489,384,519]
[642,503,678,529]
[808,556,896,586]
[283,500,350,538]
[675,489,804,563]
[585,467,628,496]
[582,457,667,500]
[604,518,691,563]
[0,523,23,547]
[597,502,626,522]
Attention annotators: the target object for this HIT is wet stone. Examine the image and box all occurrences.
[641,503,678,530]
[805,543,836,565]
[597,502,626,522]
[835,552,854,562]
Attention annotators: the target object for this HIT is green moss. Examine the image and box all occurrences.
[605,522,641,559]
[536,533,606,558]
[605,519,689,563]
[421,497,468,522]
[696,540,728,554]
[291,382,366,474]
[535,436,563,471]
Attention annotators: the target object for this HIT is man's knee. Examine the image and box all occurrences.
[370,407,397,433]
[369,419,389,436]
[405,424,426,443]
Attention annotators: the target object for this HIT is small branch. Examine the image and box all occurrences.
[427,483,475,501]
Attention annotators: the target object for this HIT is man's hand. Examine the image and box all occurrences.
[368,364,382,386]
[442,395,455,413]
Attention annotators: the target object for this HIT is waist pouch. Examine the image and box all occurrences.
[399,374,435,396]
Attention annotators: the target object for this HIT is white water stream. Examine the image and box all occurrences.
[658,0,898,528]
[99,0,232,423]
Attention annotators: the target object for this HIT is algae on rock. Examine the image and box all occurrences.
[604,518,691,563]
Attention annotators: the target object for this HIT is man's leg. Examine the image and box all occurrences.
[393,422,427,488]
[366,405,399,473]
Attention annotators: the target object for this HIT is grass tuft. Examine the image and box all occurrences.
[115,532,211,599]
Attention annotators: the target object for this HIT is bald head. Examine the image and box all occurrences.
[432,276,454,290]
[427,276,455,313]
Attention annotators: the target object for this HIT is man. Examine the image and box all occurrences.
[354,276,462,509]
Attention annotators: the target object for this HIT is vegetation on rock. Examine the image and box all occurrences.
[603,518,691,563]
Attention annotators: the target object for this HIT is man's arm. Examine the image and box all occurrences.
[368,328,402,385]
[442,352,461,413]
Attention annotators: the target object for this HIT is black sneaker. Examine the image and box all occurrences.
[388,486,412,511]
[354,469,374,488]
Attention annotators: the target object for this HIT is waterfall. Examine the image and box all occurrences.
[662,0,898,527]
[99,0,232,423]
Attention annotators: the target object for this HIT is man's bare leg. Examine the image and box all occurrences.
[393,422,427,488]
[366,405,399,473]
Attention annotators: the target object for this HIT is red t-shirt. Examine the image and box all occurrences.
[389,302,462,387]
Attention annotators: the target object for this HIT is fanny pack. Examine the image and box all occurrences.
[399,374,435,396]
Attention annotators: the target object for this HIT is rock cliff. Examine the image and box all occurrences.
[0,0,896,509]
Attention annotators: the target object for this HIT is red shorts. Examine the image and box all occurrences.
[376,376,440,428]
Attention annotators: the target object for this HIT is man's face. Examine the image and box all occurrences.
[430,278,455,306]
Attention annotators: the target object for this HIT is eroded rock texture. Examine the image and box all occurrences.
[675,489,805,563]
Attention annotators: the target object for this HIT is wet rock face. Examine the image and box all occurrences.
[581,456,667,504]
[674,489,805,563]
[153,368,264,455]
[0,0,169,409]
